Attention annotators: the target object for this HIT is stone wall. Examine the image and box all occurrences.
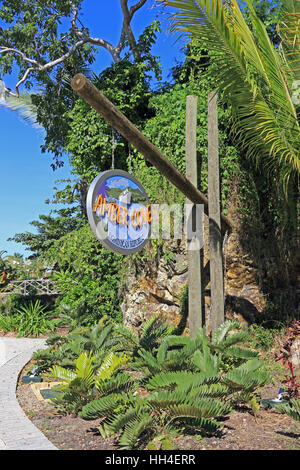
[120,218,267,333]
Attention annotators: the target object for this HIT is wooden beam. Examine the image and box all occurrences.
[186,95,203,338]
[71,74,232,234]
[208,91,225,335]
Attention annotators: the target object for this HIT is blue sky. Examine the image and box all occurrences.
[0,0,184,257]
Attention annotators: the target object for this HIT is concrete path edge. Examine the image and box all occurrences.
[0,338,58,450]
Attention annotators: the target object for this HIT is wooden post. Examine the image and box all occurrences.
[71,74,232,235]
[186,95,202,338]
[208,91,224,336]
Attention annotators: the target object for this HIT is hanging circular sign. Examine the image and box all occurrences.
[86,170,151,255]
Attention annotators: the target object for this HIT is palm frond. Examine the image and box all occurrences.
[2,93,43,130]
[46,364,76,383]
[163,0,300,184]
[278,0,300,80]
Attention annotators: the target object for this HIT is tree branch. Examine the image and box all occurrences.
[0,0,149,96]
[120,0,147,61]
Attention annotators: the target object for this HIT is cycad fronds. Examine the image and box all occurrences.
[95,352,128,385]
[212,320,241,345]
[78,392,126,420]
[46,364,76,383]
[105,408,141,435]
[148,370,219,390]
[276,399,300,421]
[95,373,137,396]
[115,315,174,357]
[75,351,95,388]
[164,400,232,422]
[118,414,154,450]
[224,359,270,392]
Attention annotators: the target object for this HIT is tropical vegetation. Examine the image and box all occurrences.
[0,0,299,450]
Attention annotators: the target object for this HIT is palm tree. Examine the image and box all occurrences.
[162,0,300,191]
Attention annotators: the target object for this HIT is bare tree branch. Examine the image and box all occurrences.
[0,0,149,96]
[120,0,147,61]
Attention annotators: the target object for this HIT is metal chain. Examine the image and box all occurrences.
[111,127,115,170]
[128,143,132,174]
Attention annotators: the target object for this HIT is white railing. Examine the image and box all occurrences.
[1,279,60,296]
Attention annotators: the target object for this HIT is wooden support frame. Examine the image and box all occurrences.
[186,95,203,338]
[71,74,232,234]
[208,91,225,335]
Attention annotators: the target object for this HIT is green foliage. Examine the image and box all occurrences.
[0,294,26,316]
[132,81,239,211]
[164,0,300,188]
[32,316,117,372]
[47,350,129,415]
[0,311,21,333]
[276,399,300,422]
[8,208,83,258]
[32,317,274,448]
[65,59,157,182]
[44,224,123,325]
[15,299,57,337]
[131,321,258,377]
[114,315,175,358]
[248,323,282,351]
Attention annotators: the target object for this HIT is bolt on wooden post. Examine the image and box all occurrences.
[208,91,225,336]
[186,95,203,338]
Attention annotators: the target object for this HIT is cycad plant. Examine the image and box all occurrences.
[79,355,269,449]
[32,316,117,371]
[0,89,42,129]
[162,0,300,191]
[46,350,130,415]
[79,321,270,449]
[131,320,258,377]
[114,315,175,358]
[276,398,300,421]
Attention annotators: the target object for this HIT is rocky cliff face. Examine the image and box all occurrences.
[120,217,268,334]
[121,240,188,331]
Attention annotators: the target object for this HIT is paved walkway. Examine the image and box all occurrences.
[0,337,57,450]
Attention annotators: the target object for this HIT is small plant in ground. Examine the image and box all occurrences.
[0,312,21,333]
[16,299,57,337]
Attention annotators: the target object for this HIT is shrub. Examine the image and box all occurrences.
[16,300,57,337]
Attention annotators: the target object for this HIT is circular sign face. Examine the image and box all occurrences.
[86,170,151,255]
